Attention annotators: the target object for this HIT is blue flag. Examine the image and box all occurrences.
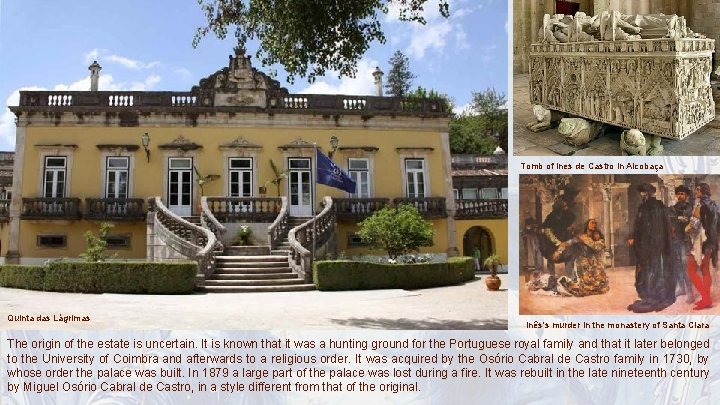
[316,148,356,194]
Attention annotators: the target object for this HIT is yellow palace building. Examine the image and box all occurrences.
[5,49,506,290]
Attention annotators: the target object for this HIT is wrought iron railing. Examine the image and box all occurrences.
[148,197,219,278]
[84,198,145,221]
[392,197,447,219]
[334,198,390,222]
[21,198,81,220]
[288,197,336,282]
[454,199,508,219]
[205,197,281,222]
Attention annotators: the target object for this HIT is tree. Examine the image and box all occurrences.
[406,86,453,111]
[80,222,114,262]
[385,50,416,97]
[193,0,449,83]
[449,88,508,154]
[357,204,434,259]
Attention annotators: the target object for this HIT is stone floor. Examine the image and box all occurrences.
[0,274,508,330]
[513,74,720,156]
[519,265,719,315]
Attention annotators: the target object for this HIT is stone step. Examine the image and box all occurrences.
[216,261,288,269]
[214,267,292,274]
[224,246,271,256]
[271,250,290,255]
[211,272,297,280]
[202,284,316,293]
[204,278,306,287]
[216,255,288,261]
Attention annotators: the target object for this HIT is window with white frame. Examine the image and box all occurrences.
[481,187,499,199]
[500,188,508,199]
[461,188,478,200]
[43,157,67,198]
[105,157,129,199]
[453,189,459,199]
[404,158,426,198]
[348,158,371,198]
[228,158,253,197]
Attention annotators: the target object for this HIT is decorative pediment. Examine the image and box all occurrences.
[278,137,317,151]
[338,146,380,152]
[158,136,202,151]
[96,144,140,152]
[219,136,263,150]
[191,47,288,96]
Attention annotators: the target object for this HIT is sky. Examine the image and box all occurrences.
[0,0,508,151]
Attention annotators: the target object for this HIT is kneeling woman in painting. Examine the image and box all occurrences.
[553,219,610,297]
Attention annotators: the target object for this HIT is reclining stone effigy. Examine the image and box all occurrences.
[527,10,715,155]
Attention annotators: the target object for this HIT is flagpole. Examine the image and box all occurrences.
[312,143,317,263]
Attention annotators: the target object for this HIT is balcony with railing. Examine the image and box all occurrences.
[393,197,447,219]
[205,197,282,223]
[85,198,145,221]
[454,199,508,219]
[334,198,390,222]
[21,198,81,220]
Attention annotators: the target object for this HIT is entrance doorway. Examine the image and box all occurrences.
[463,226,495,267]
[288,158,312,217]
[168,157,193,216]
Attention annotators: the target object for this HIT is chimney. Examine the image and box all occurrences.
[88,61,102,91]
[372,67,384,97]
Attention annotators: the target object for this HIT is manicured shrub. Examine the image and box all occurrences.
[0,266,46,290]
[314,256,474,291]
[357,205,434,258]
[0,262,197,294]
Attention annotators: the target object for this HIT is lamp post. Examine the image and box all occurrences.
[141,132,150,163]
[329,135,339,160]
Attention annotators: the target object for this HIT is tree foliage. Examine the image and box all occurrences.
[449,88,508,154]
[80,222,114,262]
[406,86,453,111]
[193,0,449,83]
[385,50,416,97]
[357,205,434,259]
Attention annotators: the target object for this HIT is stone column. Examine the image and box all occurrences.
[440,132,459,257]
[6,116,27,264]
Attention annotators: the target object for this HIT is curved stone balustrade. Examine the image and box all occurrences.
[148,197,219,278]
[268,197,289,250]
[200,196,226,251]
[288,197,336,282]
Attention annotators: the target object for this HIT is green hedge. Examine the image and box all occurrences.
[0,262,197,294]
[314,256,475,291]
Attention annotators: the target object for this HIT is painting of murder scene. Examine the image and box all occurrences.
[520,174,719,315]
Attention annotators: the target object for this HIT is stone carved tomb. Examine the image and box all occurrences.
[530,11,715,140]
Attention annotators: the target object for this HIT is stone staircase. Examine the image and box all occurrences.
[202,217,315,293]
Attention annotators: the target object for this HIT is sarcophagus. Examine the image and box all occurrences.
[529,12,715,140]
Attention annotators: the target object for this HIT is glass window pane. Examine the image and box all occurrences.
[169,158,191,169]
[107,157,129,168]
[290,159,310,169]
[405,159,423,170]
[230,158,252,169]
[46,157,66,168]
[349,159,368,170]
[462,188,477,199]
